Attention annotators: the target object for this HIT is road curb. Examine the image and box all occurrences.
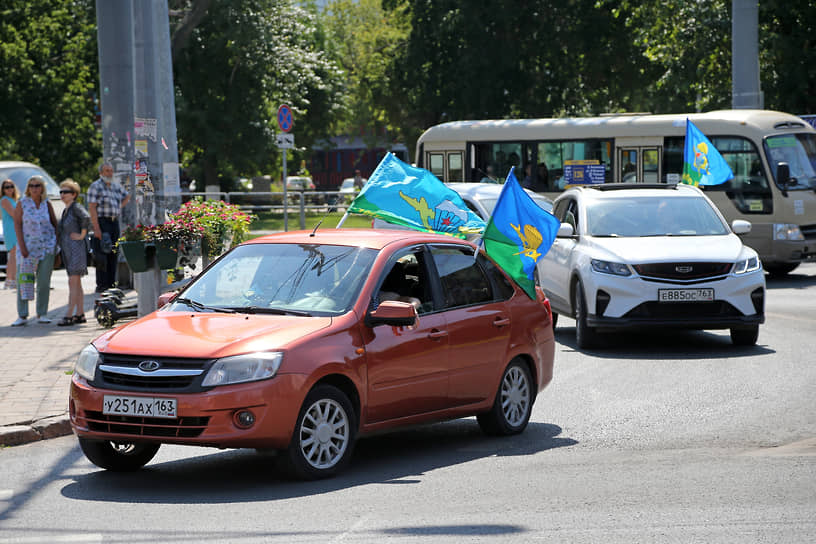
[0,415,72,447]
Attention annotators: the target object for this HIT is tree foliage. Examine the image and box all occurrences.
[0,0,100,185]
[170,0,346,188]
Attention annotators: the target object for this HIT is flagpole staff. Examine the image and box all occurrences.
[336,210,349,228]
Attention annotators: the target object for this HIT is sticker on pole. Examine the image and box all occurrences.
[277,104,293,133]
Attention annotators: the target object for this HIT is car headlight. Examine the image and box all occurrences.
[74,344,100,380]
[773,224,804,241]
[733,256,761,275]
[591,259,631,276]
[202,352,283,387]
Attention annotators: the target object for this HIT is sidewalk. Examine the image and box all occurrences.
[0,269,126,446]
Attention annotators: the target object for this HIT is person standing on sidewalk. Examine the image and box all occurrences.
[56,179,91,326]
[11,176,58,326]
[1,179,20,289]
[87,162,129,293]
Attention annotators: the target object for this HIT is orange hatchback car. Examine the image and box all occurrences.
[70,229,555,479]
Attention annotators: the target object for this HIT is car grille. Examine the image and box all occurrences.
[96,354,212,392]
[624,301,743,319]
[84,411,209,438]
[633,262,732,283]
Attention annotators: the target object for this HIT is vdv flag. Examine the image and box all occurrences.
[348,152,485,237]
[682,118,734,186]
[481,168,560,299]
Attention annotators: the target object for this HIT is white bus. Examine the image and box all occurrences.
[415,110,816,275]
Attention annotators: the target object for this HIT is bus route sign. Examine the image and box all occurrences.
[563,159,604,185]
[277,104,293,133]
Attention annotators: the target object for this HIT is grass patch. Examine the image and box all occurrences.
[250,211,373,232]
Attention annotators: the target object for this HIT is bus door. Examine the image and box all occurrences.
[616,138,662,183]
[426,151,465,182]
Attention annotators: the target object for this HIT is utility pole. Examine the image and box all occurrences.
[96,0,181,316]
[732,0,763,109]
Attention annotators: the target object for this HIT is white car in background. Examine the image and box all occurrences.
[0,161,63,278]
[538,183,765,348]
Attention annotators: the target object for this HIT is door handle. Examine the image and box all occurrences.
[492,317,510,327]
[428,329,448,340]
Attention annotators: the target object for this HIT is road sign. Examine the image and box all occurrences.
[276,133,294,149]
[277,104,293,133]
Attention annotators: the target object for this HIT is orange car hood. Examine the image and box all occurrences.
[96,311,333,359]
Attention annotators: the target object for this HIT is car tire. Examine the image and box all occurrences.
[280,384,357,480]
[765,262,799,277]
[477,359,533,436]
[78,438,160,471]
[574,280,600,349]
[730,325,759,346]
[551,312,559,330]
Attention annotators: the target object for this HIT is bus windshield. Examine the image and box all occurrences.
[765,134,816,191]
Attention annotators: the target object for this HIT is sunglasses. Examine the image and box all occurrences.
[2,185,14,190]
[59,190,75,195]
[29,184,43,188]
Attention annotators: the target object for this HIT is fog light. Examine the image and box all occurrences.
[234,410,256,429]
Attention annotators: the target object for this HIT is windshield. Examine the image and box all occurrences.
[174,242,377,316]
[586,196,729,237]
[0,165,60,198]
[764,133,816,190]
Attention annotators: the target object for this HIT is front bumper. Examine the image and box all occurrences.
[69,373,308,449]
[583,269,765,331]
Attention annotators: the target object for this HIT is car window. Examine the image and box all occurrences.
[480,255,516,301]
[375,250,436,315]
[178,242,377,316]
[429,245,493,309]
[586,196,729,237]
[0,165,60,198]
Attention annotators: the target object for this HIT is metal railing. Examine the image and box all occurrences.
[181,190,354,229]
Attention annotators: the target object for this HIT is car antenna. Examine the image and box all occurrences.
[310,218,324,237]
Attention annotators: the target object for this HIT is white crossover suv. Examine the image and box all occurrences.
[538,183,766,348]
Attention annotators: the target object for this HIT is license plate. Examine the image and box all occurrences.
[658,288,714,302]
[103,395,177,418]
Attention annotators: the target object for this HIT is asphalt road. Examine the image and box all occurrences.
[1,264,814,543]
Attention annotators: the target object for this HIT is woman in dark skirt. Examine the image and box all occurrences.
[56,179,91,326]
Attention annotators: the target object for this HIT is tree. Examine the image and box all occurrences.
[323,0,411,147]
[0,0,100,185]
[170,0,346,189]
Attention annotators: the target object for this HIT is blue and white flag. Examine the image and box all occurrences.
[682,118,734,186]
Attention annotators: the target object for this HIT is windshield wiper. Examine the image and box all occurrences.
[175,297,237,313]
[227,306,312,317]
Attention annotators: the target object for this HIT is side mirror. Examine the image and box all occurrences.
[731,219,752,235]
[157,291,178,309]
[557,222,574,237]
[776,162,791,190]
[365,300,418,328]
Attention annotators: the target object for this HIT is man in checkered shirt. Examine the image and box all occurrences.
[88,162,130,293]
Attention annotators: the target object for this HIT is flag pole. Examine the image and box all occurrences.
[336,210,349,228]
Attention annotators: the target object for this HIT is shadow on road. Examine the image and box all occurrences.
[765,270,816,290]
[60,420,576,504]
[554,326,775,360]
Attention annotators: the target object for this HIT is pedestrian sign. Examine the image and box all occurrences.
[278,104,293,133]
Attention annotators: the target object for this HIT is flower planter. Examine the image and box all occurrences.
[154,239,180,270]
[119,241,153,273]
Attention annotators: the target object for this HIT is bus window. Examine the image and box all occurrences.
[546,139,613,190]
[643,148,660,182]
[765,134,816,190]
[620,149,638,182]
[448,152,463,182]
[428,153,445,179]
[666,136,773,215]
[473,142,523,182]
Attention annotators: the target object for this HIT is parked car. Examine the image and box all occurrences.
[538,183,765,348]
[285,176,315,191]
[70,228,556,479]
[339,177,362,196]
[0,161,63,278]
